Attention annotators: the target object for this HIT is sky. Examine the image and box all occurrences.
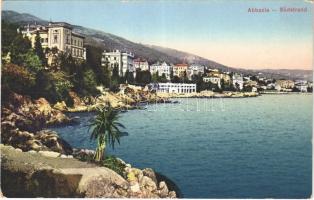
[2,0,313,70]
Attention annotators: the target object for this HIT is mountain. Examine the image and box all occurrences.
[2,10,312,81]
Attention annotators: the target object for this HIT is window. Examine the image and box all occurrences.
[53,35,58,43]
[40,38,44,43]
[45,38,48,42]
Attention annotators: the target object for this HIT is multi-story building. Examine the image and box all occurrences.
[149,62,172,80]
[21,22,85,60]
[232,74,244,90]
[275,80,295,89]
[187,64,205,80]
[133,58,149,71]
[101,50,134,76]
[173,64,188,77]
[151,83,196,94]
[203,76,221,88]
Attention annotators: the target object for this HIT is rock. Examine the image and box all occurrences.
[38,150,60,158]
[168,191,176,198]
[35,130,73,155]
[53,101,68,112]
[60,154,67,158]
[15,148,22,152]
[129,182,140,193]
[159,181,169,198]
[139,176,157,192]
[67,155,73,159]
[1,145,128,198]
[34,98,52,116]
[142,168,158,185]
[28,150,37,154]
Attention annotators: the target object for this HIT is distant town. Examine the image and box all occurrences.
[14,21,313,95]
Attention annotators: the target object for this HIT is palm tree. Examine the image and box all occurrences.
[89,104,125,162]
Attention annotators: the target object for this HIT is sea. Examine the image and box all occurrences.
[51,94,312,198]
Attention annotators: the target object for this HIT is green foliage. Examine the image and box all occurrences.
[110,66,120,91]
[34,31,46,65]
[89,105,125,162]
[2,63,35,95]
[23,50,43,73]
[158,73,168,83]
[82,69,99,96]
[50,71,75,106]
[135,69,152,85]
[1,21,19,55]
[151,72,159,83]
[101,155,126,177]
[125,70,135,84]
[85,45,111,87]
[75,152,126,177]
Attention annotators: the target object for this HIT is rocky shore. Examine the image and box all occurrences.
[1,144,177,198]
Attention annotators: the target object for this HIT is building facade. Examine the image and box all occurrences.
[203,76,221,88]
[101,50,135,76]
[152,83,196,93]
[232,74,244,90]
[173,64,188,77]
[275,80,295,89]
[133,58,149,71]
[21,22,85,60]
[149,62,172,80]
[187,65,205,80]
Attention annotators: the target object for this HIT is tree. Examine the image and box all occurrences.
[89,104,125,162]
[220,79,225,91]
[24,50,43,73]
[34,31,46,65]
[152,72,159,83]
[125,70,135,84]
[159,73,168,83]
[172,75,181,83]
[235,82,240,91]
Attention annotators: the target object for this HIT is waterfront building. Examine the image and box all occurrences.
[187,65,205,79]
[203,76,221,88]
[151,83,196,93]
[275,80,295,89]
[295,83,308,92]
[133,58,149,71]
[232,73,244,90]
[21,22,85,60]
[149,62,172,80]
[173,64,189,77]
[101,50,134,76]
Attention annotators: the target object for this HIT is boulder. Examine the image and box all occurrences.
[139,176,157,192]
[1,145,128,198]
[53,101,68,112]
[159,181,169,198]
[38,150,60,158]
[142,168,158,185]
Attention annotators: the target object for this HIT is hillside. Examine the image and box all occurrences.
[2,10,312,81]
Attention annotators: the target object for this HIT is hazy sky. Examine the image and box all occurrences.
[3,0,313,70]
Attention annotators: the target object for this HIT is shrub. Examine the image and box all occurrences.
[2,63,35,95]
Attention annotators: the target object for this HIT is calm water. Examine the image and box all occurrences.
[51,94,312,198]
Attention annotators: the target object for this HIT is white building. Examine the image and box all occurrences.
[101,50,134,76]
[295,83,308,92]
[20,22,86,60]
[152,83,196,93]
[187,65,205,80]
[203,76,221,88]
[133,58,149,71]
[149,62,172,80]
[232,74,244,90]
